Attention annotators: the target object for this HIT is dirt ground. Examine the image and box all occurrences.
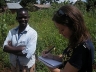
[0,62,11,72]
[0,68,11,72]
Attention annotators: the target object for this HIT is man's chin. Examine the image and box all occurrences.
[19,24,27,27]
[21,23,27,25]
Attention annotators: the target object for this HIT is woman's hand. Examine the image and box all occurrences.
[41,50,47,57]
[41,50,53,59]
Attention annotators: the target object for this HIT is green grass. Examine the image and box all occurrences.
[0,3,96,72]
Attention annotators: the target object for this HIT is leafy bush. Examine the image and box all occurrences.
[0,0,6,8]
[20,0,36,7]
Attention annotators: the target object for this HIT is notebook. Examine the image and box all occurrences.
[38,56,62,68]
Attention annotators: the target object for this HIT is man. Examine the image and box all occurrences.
[3,8,37,72]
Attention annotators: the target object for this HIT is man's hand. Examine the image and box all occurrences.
[8,41,12,46]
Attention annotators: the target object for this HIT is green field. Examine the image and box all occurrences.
[0,3,96,72]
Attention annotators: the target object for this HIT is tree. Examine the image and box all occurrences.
[0,0,6,8]
[86,0,96,12]
[20,0,36,7]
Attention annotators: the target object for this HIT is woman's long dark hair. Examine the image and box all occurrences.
[52,5,90,48]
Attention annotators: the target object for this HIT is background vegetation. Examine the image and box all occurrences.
[0,0,96,72]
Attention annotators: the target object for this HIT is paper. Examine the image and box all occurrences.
[38,56,62,68]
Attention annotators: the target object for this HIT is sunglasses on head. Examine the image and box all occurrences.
[56,10,67,17]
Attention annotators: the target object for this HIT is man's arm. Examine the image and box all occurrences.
[22,31,37,58]
[3,41,26,56]
[3,30,26,56]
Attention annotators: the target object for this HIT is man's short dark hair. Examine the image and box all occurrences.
[16,8,28,15]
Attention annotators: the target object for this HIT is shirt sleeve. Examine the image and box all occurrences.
[22,31,37,59]
[3,30,12,48]
[86,39,94,63]
[68,45,86,69]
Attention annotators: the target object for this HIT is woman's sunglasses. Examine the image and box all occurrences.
[56,10,67,17]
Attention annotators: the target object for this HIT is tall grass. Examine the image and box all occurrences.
[0,3,96,72]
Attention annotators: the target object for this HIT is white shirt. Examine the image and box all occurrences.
[3,24,37,68]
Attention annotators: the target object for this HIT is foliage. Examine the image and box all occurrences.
[0,0,6,8]
[0,49,10,67]
[86,0,96,4]
[20,0,36,7]
[0,10,16,46]
[25,3,38,12]
[0,2,96,72]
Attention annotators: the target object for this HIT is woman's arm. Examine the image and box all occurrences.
[48,62,79,72]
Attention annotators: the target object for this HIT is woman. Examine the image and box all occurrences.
[42,5,94,72]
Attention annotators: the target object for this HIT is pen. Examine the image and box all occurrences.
[45,46,55,54]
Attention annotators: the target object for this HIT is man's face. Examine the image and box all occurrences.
[16,11,29,28]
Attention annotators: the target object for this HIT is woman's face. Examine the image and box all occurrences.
[54,22,72,39]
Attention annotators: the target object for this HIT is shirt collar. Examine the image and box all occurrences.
[14,24,30,33]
